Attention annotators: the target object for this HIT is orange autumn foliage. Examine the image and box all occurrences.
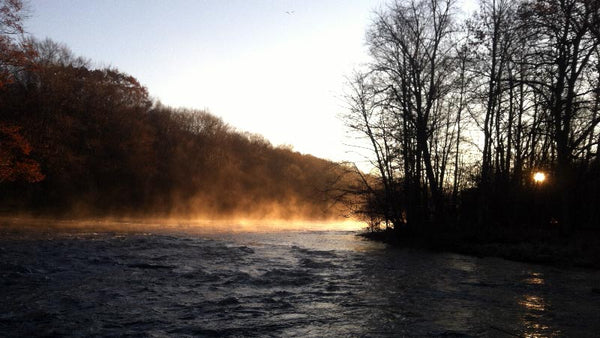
[0,124,44,183]
[0,0,43,184]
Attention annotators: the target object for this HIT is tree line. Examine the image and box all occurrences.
[0,1,350,219]
[342,0,600,235]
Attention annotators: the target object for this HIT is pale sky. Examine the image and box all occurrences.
[26,0,477,165]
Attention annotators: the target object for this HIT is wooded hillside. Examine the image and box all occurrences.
[0,36,349,219]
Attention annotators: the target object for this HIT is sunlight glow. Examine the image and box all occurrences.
[533,172,546,184]
[0,216,364,234]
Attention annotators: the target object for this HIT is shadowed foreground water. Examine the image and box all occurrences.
[1,225,599,336]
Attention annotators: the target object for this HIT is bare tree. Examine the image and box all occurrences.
[365,0,457,224]
[344,71,404,227]
[520,0,600,229]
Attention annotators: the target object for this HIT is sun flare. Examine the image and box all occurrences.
[533,171,546,183]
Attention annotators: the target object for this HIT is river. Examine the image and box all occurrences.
[1,221,599,336]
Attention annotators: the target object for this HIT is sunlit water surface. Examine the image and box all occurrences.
[1,221,599,336]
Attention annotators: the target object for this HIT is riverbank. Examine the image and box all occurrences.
[359,227,600,269]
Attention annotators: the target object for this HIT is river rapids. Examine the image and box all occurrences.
[1,222,599,336]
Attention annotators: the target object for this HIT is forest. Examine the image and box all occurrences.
[339,0,600,257]
[0,1,350,220]
[2,0,600,262]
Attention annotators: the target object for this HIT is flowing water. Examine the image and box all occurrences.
[1,221,599,336]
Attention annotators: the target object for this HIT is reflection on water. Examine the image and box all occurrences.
[519,293,553,336]
[525,272,545,286]
[0,226,599,336]
[518,272,559,337]
[520,294,546,312]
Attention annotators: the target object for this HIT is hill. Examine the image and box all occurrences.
[0,39,351,220]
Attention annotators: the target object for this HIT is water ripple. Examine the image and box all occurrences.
[0,229,599,336]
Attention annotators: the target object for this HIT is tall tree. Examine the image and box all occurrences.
[521,0,600,229]
[0,0,43,183]
[367,0,457,224]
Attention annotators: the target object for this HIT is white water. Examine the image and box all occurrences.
[1,224,599,336]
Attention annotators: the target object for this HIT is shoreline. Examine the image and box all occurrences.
[358,228,600,270]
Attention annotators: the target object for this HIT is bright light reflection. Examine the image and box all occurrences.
[519,295,546,312]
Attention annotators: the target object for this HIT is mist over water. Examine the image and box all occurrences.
[0,216,363,234]
[1,220,599,336]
